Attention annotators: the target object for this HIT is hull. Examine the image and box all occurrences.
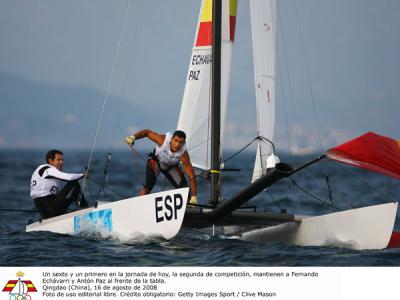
[26,188,189,241]
[240,202,398,250]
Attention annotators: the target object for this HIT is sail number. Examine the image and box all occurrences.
[155,193,184,223]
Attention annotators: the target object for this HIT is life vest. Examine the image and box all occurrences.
[154,132,187,170]
[30,164,83,199]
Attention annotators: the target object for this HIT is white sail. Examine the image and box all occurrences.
[177,0,237,170]
[250,0,277,182]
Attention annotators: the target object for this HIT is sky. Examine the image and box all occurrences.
[0,0,399,155]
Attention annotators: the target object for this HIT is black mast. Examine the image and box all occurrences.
[210,0,222,206]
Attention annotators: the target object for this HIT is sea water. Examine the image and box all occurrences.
[0,149,399,266]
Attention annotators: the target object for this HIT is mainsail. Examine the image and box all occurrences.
[250,0,277,182]
[177,0,237,170]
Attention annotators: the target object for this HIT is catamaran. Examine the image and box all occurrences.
[25,0,399,250]
[177,0,399,250]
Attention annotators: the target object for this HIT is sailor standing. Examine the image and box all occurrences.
[30,149,88,219]
[125,129,198,205]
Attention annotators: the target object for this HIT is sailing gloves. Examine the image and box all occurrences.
[125,135,136,147]
[189,195,198,205]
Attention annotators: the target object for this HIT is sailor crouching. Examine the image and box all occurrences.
[125,129,198,205]
[30,149,88,219]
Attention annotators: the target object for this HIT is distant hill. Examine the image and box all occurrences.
[0,72,168,149]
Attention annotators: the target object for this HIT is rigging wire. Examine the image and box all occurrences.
[81,0,132,199]
[292,0,324,153]
[276,1,305,209]
[88,177,129,199]
[265,188,287,212]
[109,0,142,155]
[287,1,396,208]
[279,1,341,208]
[289,178,342,211]
[277,3,302,163]
[106,0,146,194]
[276,52,294,161]
[96,152,112,200]
[106,139,398,211]
[327,160,398,203]
[190,136,266,183]
[126,136,261,188]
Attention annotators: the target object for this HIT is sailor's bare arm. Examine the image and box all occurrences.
[132,129,165,146]
[181,151,197,196]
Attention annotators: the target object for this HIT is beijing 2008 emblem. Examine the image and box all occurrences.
[2,272,37,300]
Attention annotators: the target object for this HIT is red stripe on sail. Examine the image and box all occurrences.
[326,132,400,180]
[230,16,236,41]
[196,21,213,46]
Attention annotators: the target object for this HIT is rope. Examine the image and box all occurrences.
[81,0,132,198]
[129,146,146,184]
[130,145,146,161]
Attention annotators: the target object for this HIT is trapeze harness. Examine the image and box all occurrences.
[30,164,87,219]
[144,132,188,192]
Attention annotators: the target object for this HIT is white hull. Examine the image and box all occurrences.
[240,202,398,250]
[26,188,189,241]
